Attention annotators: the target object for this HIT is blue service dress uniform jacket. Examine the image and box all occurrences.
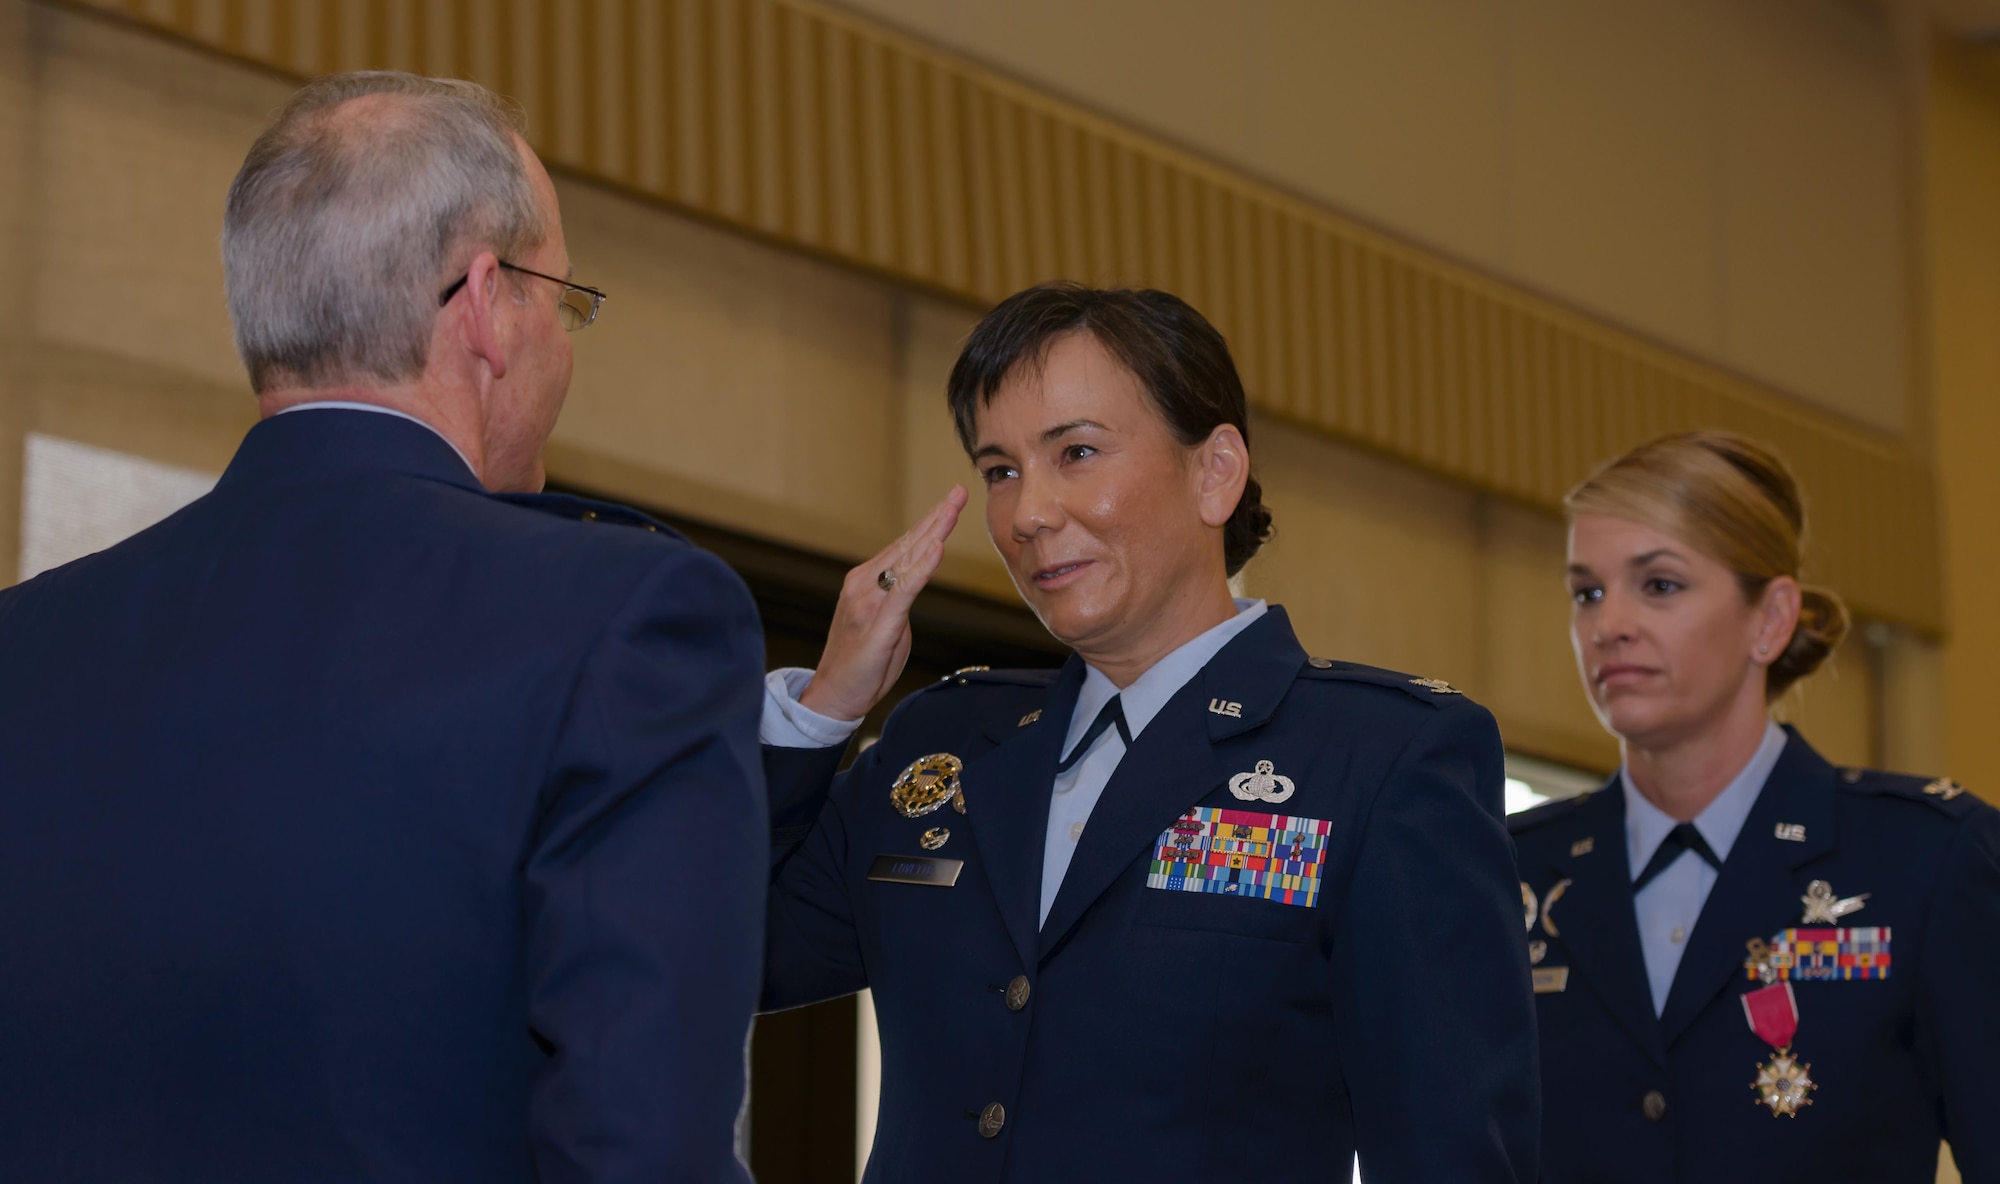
[0,410,768,1184]
[1511,728,2000,1184]
[764,607,1540,1183]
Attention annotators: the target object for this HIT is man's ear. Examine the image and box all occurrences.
[456,251,509,382]
[1194,423,1250,529]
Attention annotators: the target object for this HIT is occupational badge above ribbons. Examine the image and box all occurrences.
[890,753,964,818]
[1228,759,1296,804]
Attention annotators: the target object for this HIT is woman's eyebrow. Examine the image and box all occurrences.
[1628,548,1686,567]
[1041,419,1108,442]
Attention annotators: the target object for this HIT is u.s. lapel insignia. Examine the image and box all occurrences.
[1570,836,1595,858]
[1924,778,1966,801]
[1800,880,1869,924]
[1018,709,1042,728]
[1409,677,1462,695]
[1774,822,1807,842]
[1228,759,1296,804]
[890,753,964,818]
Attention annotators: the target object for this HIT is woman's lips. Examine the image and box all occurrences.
[1031,560,1092,590]
[1596,664,1657,689]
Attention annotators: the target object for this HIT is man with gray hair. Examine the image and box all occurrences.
[0,73,765,1183]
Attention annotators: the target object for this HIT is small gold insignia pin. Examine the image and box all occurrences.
[1528,939,1548,966]
[1521,882,1539,932]
[1208,698,1243,718]
[1018,709,1042,727]
[919,826,950,851]
[1801,879,1868,924]
[1570,837,1595,858]
[1773,822,1807,843]
[890,753,964,818]
[1541,878,1571,938]
[1409,677,1462,695]
[1924,777,1966,801]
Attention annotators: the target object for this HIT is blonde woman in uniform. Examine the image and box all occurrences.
[1512,431,2000,1183]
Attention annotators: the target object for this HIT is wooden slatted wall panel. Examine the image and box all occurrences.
[62,0,1944,632]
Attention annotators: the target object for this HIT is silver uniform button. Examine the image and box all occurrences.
[977,1102,1006,1138]
[1642,1090,1667,1121]
[1005,975,1031,1011]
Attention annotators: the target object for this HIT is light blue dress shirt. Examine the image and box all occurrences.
[1621,721,1789,1014]
[761,599,1269,926]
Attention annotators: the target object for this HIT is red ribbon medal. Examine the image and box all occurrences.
[1741,981,1815,1116]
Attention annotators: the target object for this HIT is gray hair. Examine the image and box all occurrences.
[222,72,545,393]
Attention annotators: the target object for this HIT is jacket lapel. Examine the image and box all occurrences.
[1036,609,1306,960]
[1546,785,1671,1069]
[1657,728,1837,1046]
[955,657,1084,971]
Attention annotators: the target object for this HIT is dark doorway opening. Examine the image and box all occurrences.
[551,485,1066,1181]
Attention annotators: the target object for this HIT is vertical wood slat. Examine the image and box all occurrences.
[57,0,1942,633]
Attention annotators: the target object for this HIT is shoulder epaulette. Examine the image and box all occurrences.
[491,491,680,536]
[1296,656,1469,707]
[935,665,1061,689]
[1839,766,1991,820]
[1507,790,1599,836]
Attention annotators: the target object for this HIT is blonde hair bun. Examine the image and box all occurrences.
[1566,431,1849,701]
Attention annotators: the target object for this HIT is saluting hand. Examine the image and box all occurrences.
[800,486,969,723]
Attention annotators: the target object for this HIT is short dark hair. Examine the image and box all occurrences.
[945,282,1274,576]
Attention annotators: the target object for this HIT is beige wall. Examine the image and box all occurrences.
[1929,38,2000,804]
[2,1,1904,781]
[833,0,1916,437]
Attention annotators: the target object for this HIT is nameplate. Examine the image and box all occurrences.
[867,854,964,887]
[1532,966,1571,995]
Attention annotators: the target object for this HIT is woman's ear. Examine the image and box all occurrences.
[1754,575,1803,666]
[1194,423,1250,529]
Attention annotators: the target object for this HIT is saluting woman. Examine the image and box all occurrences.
[758,282,1538,1182]
[1513,432,2000,1184]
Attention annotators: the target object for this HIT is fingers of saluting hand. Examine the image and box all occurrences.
[807,487,968,722]
[876,486,967,603]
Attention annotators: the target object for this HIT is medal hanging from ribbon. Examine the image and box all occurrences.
[1741,980,1816,1116]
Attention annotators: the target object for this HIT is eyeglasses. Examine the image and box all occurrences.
[438,261,607,332]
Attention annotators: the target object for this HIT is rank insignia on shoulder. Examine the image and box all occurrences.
[1408,677,1462,695]
[1744,927,1891,982]
[890,753,963,818]
[1147,806,1332,908]
[1924,777,1966,801]
[943,665,991,684]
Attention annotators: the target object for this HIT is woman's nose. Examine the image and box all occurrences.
[1010,468,1062,539]
[1591,591,1635,646]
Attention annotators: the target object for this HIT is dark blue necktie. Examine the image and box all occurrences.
[1632,822,1723,893]
[1056,695,1131,774]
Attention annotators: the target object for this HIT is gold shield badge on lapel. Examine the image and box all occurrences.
[890,753,963,818]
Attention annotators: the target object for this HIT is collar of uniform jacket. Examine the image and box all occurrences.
[966,606,1320,963]
[1518,726,1840,1064]
[217,405,484,495]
